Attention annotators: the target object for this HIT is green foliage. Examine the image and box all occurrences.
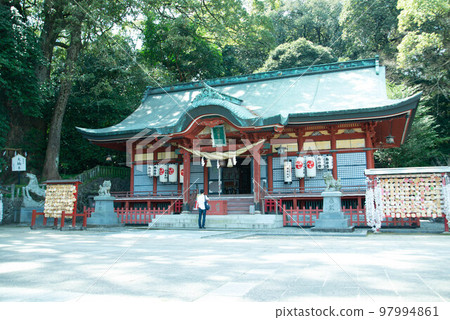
[0,4,43,117]
[258,37,336,72]
[269,0,344,51]
[396,0,449,164]
[141,0,276,79]
[340,0,400,59]
[0,2,43,175]
[0,0,448,178]
[142,16,224,82]
[61,35,149,173]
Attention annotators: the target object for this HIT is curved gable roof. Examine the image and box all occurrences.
[77,58,421,141]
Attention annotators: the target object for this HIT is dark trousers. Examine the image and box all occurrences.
[198,209,206,228]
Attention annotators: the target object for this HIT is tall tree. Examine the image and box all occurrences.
[61,35,149,173]
[37,0,137,179]
[396,0,449,164]
[339,0,400,60]
[269,0,344,52]
[41,7,85,180]
[257,37,336,72]
[142,15,224,82]
[0,0,42,175]
[141,0,276,79]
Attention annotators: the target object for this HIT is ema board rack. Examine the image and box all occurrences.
[31,180,85,230]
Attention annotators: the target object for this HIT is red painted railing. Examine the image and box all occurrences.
[342,206,367,227]
[282,206,321,226]
[84,206,95,218]
[31,209,88,229]
[381,216,421,227]
[265,199,282,213]
[114,207,168,224]
[282,205,422,228]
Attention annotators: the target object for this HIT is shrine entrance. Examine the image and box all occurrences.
[208,158,252,195]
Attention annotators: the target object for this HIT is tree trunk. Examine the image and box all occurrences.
[41,18,83,180]
[35,0,64,84]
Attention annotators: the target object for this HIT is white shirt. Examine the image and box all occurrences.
[197,194,210,210]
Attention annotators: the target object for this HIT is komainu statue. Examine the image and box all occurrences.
[98,180,111,196]
[323,172,342,191]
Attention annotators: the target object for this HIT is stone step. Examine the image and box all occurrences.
[151,214,284,229]
[227,204,252,210]
[227,210,250,215]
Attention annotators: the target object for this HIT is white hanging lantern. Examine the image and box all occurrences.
[179,164,184,183]
[168,163,178,183]
[159,164,168,183]
[147,164,154,177]
[316,156,325,170]
[294,156,305,178]
[284,160,292,184]
[326,155,334,170]
[306,156,316,177]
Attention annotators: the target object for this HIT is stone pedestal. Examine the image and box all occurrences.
[87,196,120,226]
[312,191,354,232]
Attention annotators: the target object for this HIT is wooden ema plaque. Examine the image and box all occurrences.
[43,180,81,219]
[378,174,442,218]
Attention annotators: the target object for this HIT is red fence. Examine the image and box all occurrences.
[31,209,88,229]
[84,206,95,218]
[114,207,168,224]
[282,205,421,228]
[283,206,321,226]
[342,207,367,227]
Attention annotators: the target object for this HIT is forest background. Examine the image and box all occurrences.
[0,0,448,184]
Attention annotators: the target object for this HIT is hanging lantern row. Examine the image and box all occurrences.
[287,155,333,181]
[147,164,184,184]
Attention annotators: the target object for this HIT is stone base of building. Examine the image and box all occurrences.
[150,214,283,229]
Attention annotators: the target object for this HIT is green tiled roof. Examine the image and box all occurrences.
[77,58,421,141]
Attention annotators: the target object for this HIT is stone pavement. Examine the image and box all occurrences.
[0,225,449,303]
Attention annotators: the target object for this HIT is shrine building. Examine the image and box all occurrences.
[77,57,421,227]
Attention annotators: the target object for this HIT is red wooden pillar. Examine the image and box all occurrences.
[267,155,273,193]
[31,210,37,229]
[330,126,338,179]
[443,174,449,232]
[182,150,191,212]
[203,164,209,194]
[177,155,182,195]
[297,130,305,193]
[364,123,375,169]
[130,142,135,195]
[365,125,375,169]
[253,146,262,212]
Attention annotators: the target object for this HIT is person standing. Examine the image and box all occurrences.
[197,189,209,229]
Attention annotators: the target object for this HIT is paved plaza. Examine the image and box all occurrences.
[0,225,449,303]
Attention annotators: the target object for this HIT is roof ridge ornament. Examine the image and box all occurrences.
[190,81,243,106]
